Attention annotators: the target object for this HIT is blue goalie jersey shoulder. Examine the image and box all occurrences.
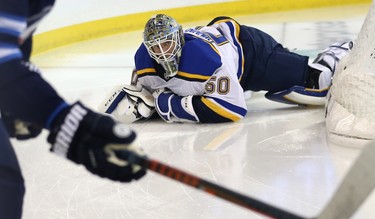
[177,34,222,80]
[134,44,155,70]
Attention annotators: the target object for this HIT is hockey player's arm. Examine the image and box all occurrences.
[154,90,247,123]
[0,54,147,183]
[0,5,147,182]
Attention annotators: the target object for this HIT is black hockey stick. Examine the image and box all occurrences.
[317,140,375,219]
[113,141,375,219]
[114,149,308,219]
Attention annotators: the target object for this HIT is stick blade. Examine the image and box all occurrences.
[317,141,375,219]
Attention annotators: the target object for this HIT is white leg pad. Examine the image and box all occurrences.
[265,85,328,106]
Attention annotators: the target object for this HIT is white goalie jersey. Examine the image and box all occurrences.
[134,19,247,123]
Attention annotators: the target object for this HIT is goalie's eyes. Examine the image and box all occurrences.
[151,42,174,55]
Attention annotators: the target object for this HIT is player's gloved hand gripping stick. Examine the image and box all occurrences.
[47,102,146,182]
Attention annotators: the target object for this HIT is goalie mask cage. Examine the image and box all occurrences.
[326,1,375,146]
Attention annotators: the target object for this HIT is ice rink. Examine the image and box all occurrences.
[13,4,374,219]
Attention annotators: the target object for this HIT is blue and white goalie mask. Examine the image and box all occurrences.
[143,14,185,78]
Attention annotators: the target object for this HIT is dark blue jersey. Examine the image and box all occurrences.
[0,0,67,129]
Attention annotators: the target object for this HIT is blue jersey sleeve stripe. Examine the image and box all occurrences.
[45,102,70,129]
[201,97,246,121]
[0,13,27,37]
[0,53,22,65]
[0,12,26,22]
[191,96,232,123]
[225,20,245,80]
[209,96,247,116]
[0,28,21,37]
[0,45,22,64]
[210,18,244,81]
[0,43,18,48]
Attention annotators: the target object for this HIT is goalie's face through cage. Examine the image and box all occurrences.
[143,14,185,78]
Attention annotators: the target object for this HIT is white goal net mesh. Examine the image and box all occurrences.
[326,1,375,146]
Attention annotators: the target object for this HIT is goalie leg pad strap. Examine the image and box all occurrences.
[98,85,124,114]
[265,85,328,106]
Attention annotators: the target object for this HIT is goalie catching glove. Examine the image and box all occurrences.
[98,85,155,123]
[47,102,146,182]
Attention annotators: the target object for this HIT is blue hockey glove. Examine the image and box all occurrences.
[154,90,199,123]
[47,102,146,182]
[1,111,42,140]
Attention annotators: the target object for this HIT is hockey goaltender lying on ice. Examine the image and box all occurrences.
[99,14,352,124]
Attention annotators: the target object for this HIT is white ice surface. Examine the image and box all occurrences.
[14,5,375,219]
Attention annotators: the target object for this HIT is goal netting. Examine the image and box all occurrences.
[326,1,375,147]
